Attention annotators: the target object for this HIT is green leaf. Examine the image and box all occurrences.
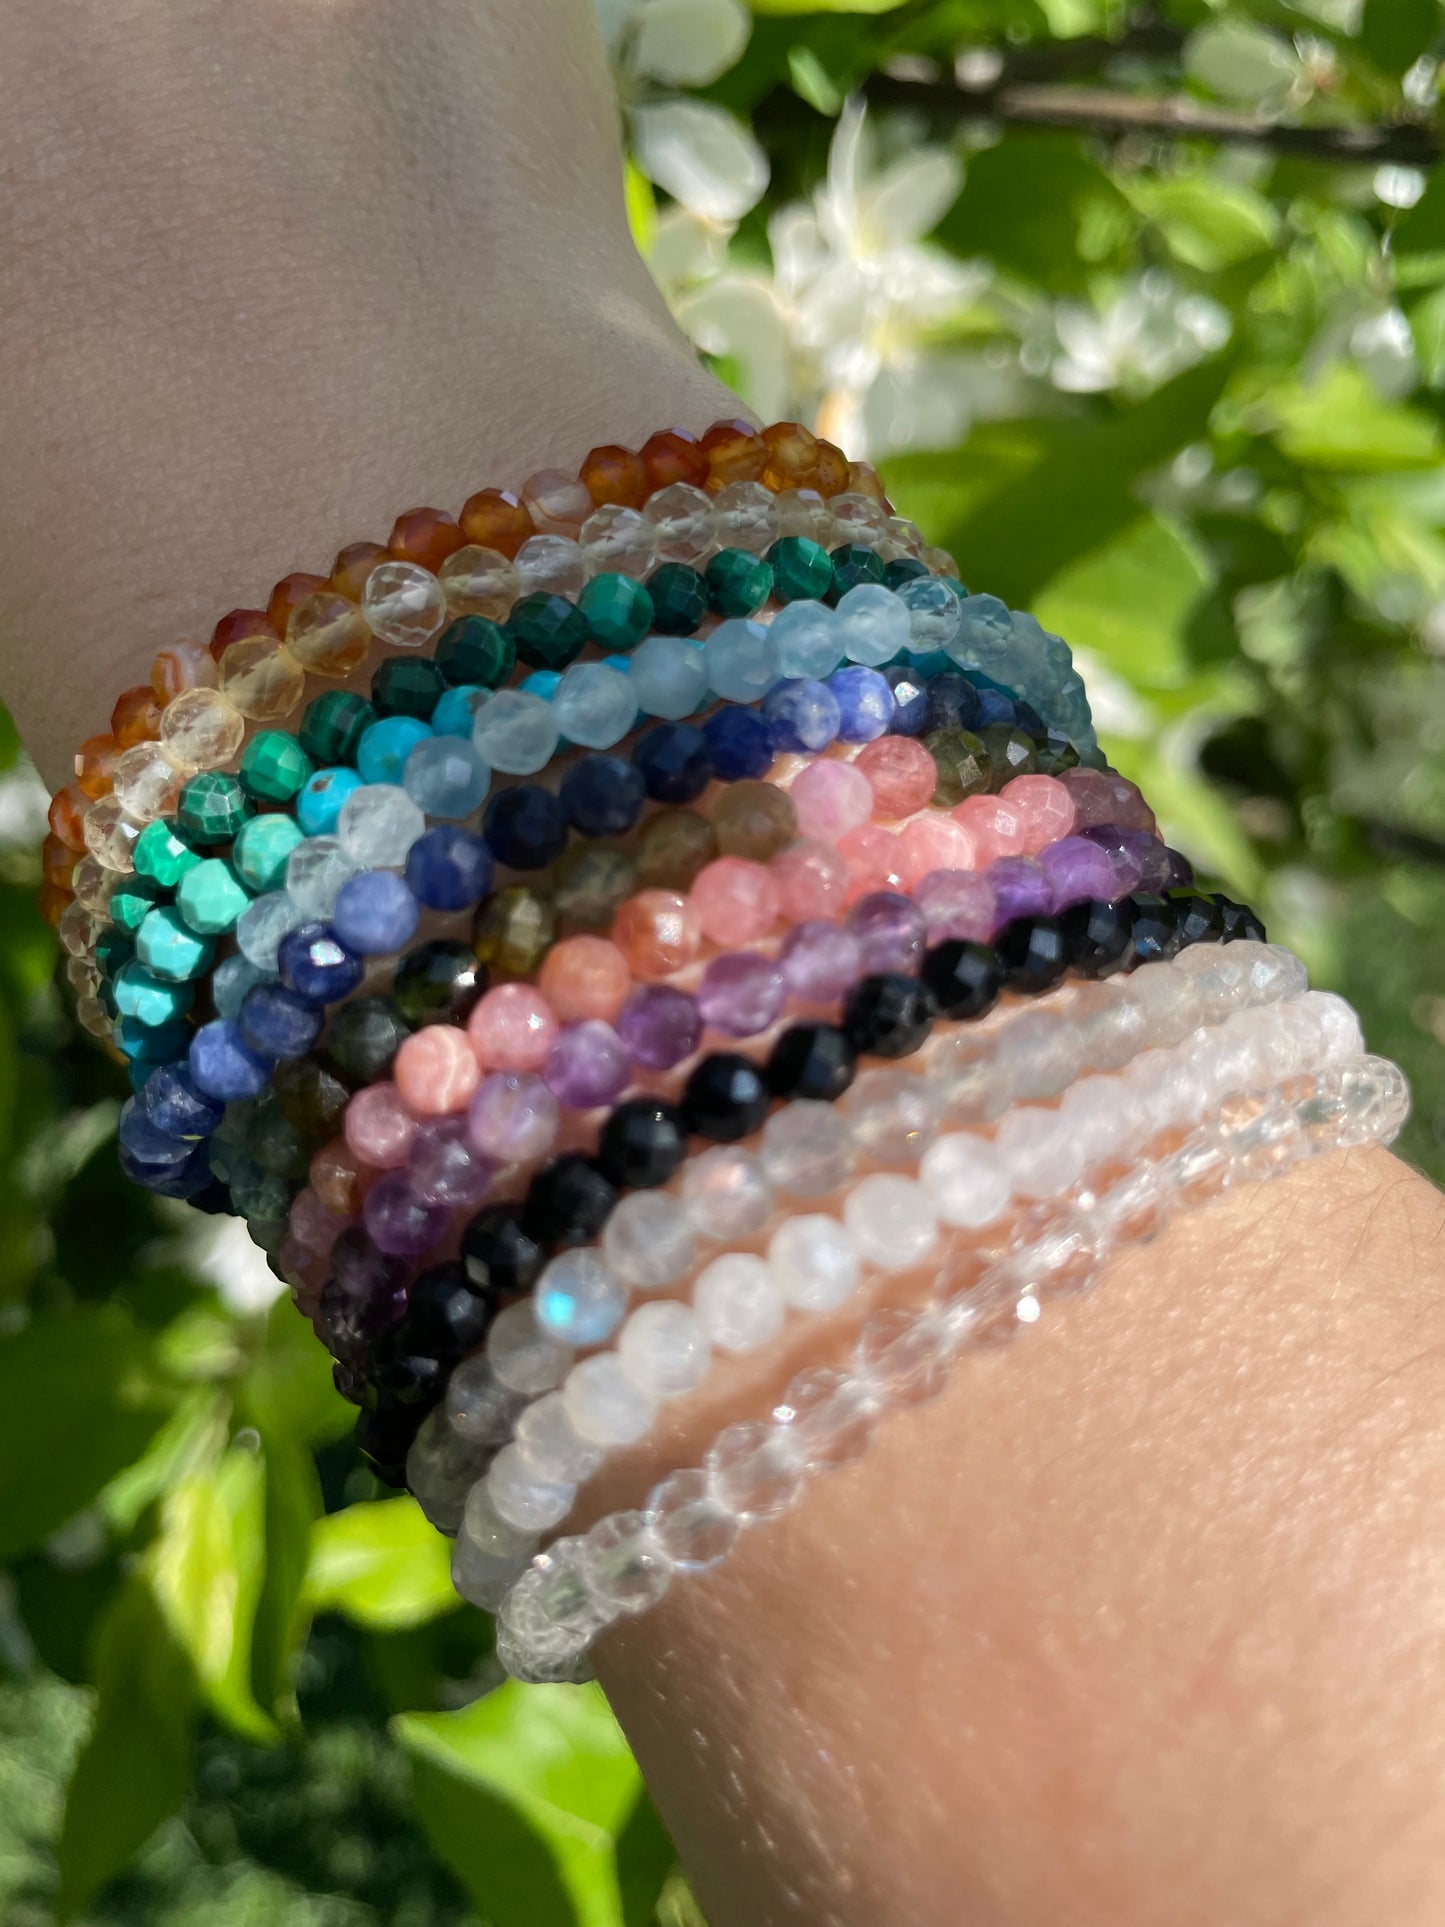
[249,1433,320,1722]
[1033,513,1213,691]
[936,133,1132,289]
[305,1496,457,1631]
[1359,0,1440,76]
[1390,165,1445,257]
[1264,364,1441,469]
[395,1683,644,1927]
[56,1576,196,1919]
[0,1307,172,1560]
[1128,175,1280,272]
[748,0,905,12]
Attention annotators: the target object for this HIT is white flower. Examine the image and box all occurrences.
[630,98,768,225]
[1051,272,1230,396]
[630,0,750,88]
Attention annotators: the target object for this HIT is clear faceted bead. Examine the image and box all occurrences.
[713,480,779,553]
[72,856,117,914]
[160,687,245,771]
[287,589,371,675]
[775,1366,876,1470]
[578,1510,672,1615]
[111,742,183,823]
[829,491,888,543]
[438,545,521,619]
[514,534,590,599]
[83,795,143,873]
[645,1468,739,1571]
[773,488,835,546]
[706,1421,802,1521]
[857,1306,953,1406]
[361,560,447,648]
[644,482,716,564]
[580,505,659,575]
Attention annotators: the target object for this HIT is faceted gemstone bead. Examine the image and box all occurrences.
[113,962,193,1028]
[111,685,162,748]
[83,795,145,871]
[177,857,251,935]
[521,468,593,532]
[133,818,200,889]
[842,974,937,1058]
[612,889,702,980]
[461,1204,544,1299]
[136,905,215,982]
[778,919,861,1003]
[713,480,780,553]
[1059,898,1136,977]
[464,1073,557,1169]
[543,1019,630,1108]
[364,1171,449,1260]
[389,507,464,574]
[763,677,840,754]
[111,743,183,823]
[333,871,420,955]
[1168,890,1225,947]
[239,730,314,804]
[615,984,700,1070]
[630,636,708,720]
[1128,894,1182,964]
[927,728,990,807]
[321,542,386,603]
[700,419,767,491]
[278,922,364,1003]
[508,592,589,670]
[644,482,715,566]
[94,926,135,979]
[236,891,308,970]
[854,735,935,817]
[761,421,820,492]
[285,834,360,919]
[151,639,218,704]
[116,1012,192,1064]
[275,1056,350,1140]
[776,487,834,545]
[705,547,772,617]
[401,1260,495,1358]
[697,952,785,1036]
[539,935,630,1022]
[473,885,556,979]
[921,940,1004,1018]
[847,891,926,974]
[209,607,274,663]
[41,833,76,888]
[106,877,163,946]
[835,584,909,667]
[336,784,425,868]
[632,723,712,803]
[1060,767,1155,833]
[770,1214,860,1309]
[75,733,121,799]
[926,673,982,734]
[983,724,1040,790]
[577,571,653,653]
[522,1155,618,1250]
[553,662,638,749]
[581,443,649,507]
[712,781,798,864]
[557,756,645,840]
[298,691,374,769]
[986,856,1053,926]
[483,785,567,871]
[580,504,659,577]
[403,824,493,913]
[828,664,893,742]
[1039,834,1117,910]
[240,983,323,1060]
[691,856,780,944]
[361,561,447,650]
[286,589,370,676]
[142,1064,225,1141]
[460,487,534,558]
[765,536,832,606]
[395,1025,481,1115]
[682,1054,769,1142]
[767,1023,856,1100]
[471,689,560,776]
[231,815,304,895]
[551,843,639,932]
[827,543,887,601]
[328,996,413,1082]
[431,686,487,739]
[343,1080,419,1169]
[403,734,489,818]
[771,600,841,681]
[265,573,330,640]
[647,563,708,636]
[190,1019,273,1101]
[424,618,515,700]
[217,636,306,721]
[915,869,995,946]
[177,771,250,845]
[515,534,588,600]
[48,785,91,852]
[438,545,522,621]
[468,982,559,1073]
[703,620,780,703]
[640,427,709,491]
[371,657,447,724]
[995,915,1069,993]
[702,706,773,782]
[789,758,872,841]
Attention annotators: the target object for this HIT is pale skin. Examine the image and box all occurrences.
[3,5,1444,1924]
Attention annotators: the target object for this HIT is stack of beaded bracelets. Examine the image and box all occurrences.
[42,419,1408,1685]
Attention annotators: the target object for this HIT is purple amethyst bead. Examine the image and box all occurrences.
[846,891,926,974]
[363,1170,449,1259]
[1038,834,1117,911]
[986,856,1053,928]
[615,984,701,1070]
[1078,823,1147,895]
[467,1071,560,1162]
[543,1020,631,1109]
[778,919,862,1004]
[913,867,996,943]
[408,1115,498,1208]
[696,951,786,1037]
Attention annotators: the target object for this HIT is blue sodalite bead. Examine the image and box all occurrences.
[926,671,983,733]
[631,723,713,804]
[702,706,773,782]
[357,715,431,787]
[483,785,568,870]
[430,684,487,739]
[1014,698,1047,736]
[974,686,1018,728]
[239,983,325,1060]
[332,872,421,956]
[405,824,495,912]
[118,1101,213,1196]
[559,755,646,838]
[297,766,363,837]
[762,677,840,754]
[277,922,365,1004]
[140,1064,225,1140]
[189,1019,275,1102]
[827,665,893,744]
[883,663,930,735]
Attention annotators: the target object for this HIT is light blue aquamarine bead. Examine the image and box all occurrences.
[213,953,271,1021]
[285,836,361,920]
[235,891,308,971]
[944,593,1013,676]
[472,690,560,775]
[357,715,431,786]
[898,575,962,652]
[336,784,426,869]
[630,635,709,719]
[403,734,491,819]
[704,618,780,703]
[770,599,841,680]
[553,661,639,749]
[835,583,910,667]
[114,961,194,1027]
[232,813,305,894]
[431,684,488,739]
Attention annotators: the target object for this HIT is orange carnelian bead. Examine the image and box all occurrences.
[38,882,73,929]
[613,888,703,982]
[814,439,850,497]
[459,488,534,558]
[846,460,890,507]
[331,541,390,601]
[152,639,218,703]
[48,784,91,851]
[580,445,649,509]
[210,607,275,663]
[641,427,709,491]
[268,573,330,638]
[389,508,465,573]
[41,833,75,886]
[110,685,162,747]
[761,420,820,493]
[75,734,121,800]
[700,418,767,491]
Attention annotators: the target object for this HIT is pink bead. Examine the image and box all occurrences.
[344,1082,419,1170]
[538,934,631,1022]
[288,1187,348,1257]
[953,793,1028,865]
[836,824,905,903]
[467,982,560,1072]
[394,1025,481,1116]
[770,837,850,922]
[852,735,936,819]
[914,868,997,943]
[897,812,976,886]
[1000,773,1075,854]
[690,856,780,944]
[1059,766,1155,833]
[789,757,873,840]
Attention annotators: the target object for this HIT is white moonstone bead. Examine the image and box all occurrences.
[451,1533,536,1613]
[406,1405,488,1536]
[1307,989,1364,1062]
[768,1214,860,1313]
[925,1026,1015,1123]
[618,1300,709,1400]
[681,1145,772,1240]
[487,1299,575,1395]
[1057,1076,1127,1167]
[760,1100,854,1197]
[515,1391,604,1484]
[601,1190,696,1291]
[1127,964,1204,1047]
[843,1173,938,1270]
[842,1068,939,1162]
[534,1249,627,1347]
[445,1354,521,1445]
[563,1353,658,1447]
[993,1009,1085,1100]
[693,1252,785,1354]
[1070,979,1148,1070]
[487,1442,576,1533]
[919,1132,1011,1228]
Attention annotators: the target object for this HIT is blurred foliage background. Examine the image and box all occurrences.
[2,0,1443,1920]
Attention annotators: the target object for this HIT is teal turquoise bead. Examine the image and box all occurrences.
[232,813,305,894]
[94,927,134,980]
[509,592,590,670]
[766,536,834,605]
[133,818,200,889]
[645,563,708,637]
[176,857,252,936]
[177,772,250,846]
[113,961,194,1028]
[357,714,431,786]
[240,729,315,803]
[579,573,653,652]
[435,616,515,689]
[109,874,167,934]
[827,543,887,603]
[117,1014,191,1064]
[430,685,486,739]
[300,690,376,767]
[297,766,363,837]
[136,905,217,983]
[706,548,773,617]
[372,658,447,721]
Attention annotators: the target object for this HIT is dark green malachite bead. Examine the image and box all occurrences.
[884,556,930,591]
[94,927,134,980]
[705,548,773,618]
[579,573,653,652]
[177,771,250,845]
[436,616,516,689]
[240,729,314,803]
[109,874,166,933]
[372,657,448,721]
[646,562,708,636]
[133,818,200,889]
[766,536,833,604]
[508,592,590,670]
[982,723,1040,790]
[827,543,888,603]
[925,728,990,807]
[300,690,376,767]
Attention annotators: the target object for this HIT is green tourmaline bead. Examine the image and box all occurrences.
[240,729,315,803]
[436,615,515,689]
[508,592,590,670]
[113,960,194,1028]
[827,543,888,603]
[273,1056,350,1140]
[135,905,217,983]
[646,562,708,637]
[133,818,200,889]
[327,994,414,1079]
[232,813,305,894]
[1036,729,1081,777]
[177,771,251,846]
[884,556,930,592]
[705,548,773,618]
[176,857,252,936]
[372,657,448,721]
[94,927,134,980]
[579,573,653,652]
[551,842,639,932]
[925,728,990,808]
[109,874,167,934]
[766,536,833,605]
[248,1096,314,1178]
[982,724,1040,791]
[300,690,376,767]
[472,884,557,979]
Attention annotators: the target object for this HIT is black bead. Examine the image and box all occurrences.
[1238,907,1266,942]
[919,940,1003,1020]
[354,1394,425,1474]
[327,994,415,1083]
[483,784,568,870]
[393,941,487,1027]
[1212,894,1266,943]
[596,1099,689,1189]
[681,1053,771,1142]
[460,1205,543,1297]
[1128,894,1181,964]
[332,1360,366,1406]
[995,916,1069,993]
[400,1261,496,1358]
[841,974,938,1059]
[521,1155,619,1249]
[1058,898,1135,979]
[372,1349,446,1406]
[1167,889,1226,948]
[766,1024,857,1101]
